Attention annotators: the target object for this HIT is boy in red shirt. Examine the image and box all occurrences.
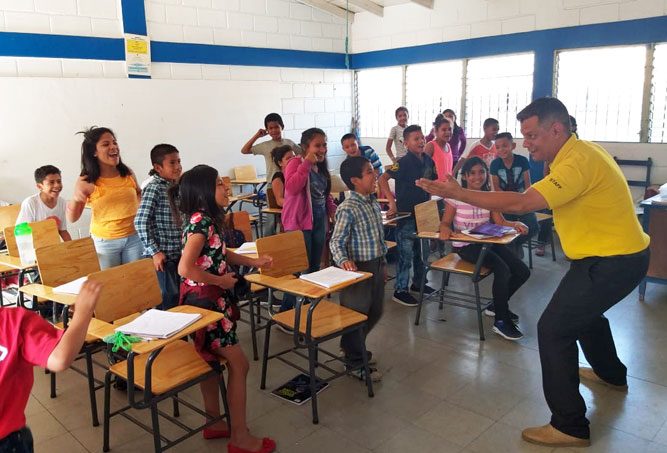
[454,117,499,174]
[0,281,101,452]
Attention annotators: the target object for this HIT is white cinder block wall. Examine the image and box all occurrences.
[0,0,354,210]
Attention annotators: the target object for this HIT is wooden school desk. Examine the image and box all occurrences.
[639,195,667,300]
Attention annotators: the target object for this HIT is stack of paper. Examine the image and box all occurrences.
[53,276,88,295]
[299,266,364,289]
[234,242,257,254]
[115,309,202,339]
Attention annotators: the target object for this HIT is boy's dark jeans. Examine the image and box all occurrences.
[339,258,386,366]
[395,218,424,292]
[156,258,180,310]
[0,427,33,453]
[538,248,649,439]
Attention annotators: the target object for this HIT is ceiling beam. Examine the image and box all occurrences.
[349,0,383,17]
[408,0,434,8]
[298,1,354,22]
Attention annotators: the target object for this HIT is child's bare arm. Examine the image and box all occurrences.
[439,203,456,240]
[491,175,501,191]
[378,173,396,215]
[66,177,94,223]
[241,129,267,154]
[46,280,102,372]
[385,139,396,163]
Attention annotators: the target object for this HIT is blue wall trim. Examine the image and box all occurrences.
[0,32,124,60]
[151,41,346,69]
[121,0,147,36]
[350,15,667,69]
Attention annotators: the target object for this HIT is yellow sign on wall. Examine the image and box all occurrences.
[124,34,151,77]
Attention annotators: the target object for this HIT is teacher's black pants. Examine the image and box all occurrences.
[538,248,649,439]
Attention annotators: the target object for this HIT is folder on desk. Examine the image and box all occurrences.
[115,309,202,339]
[469,222,516,238]
[299,266,364,289]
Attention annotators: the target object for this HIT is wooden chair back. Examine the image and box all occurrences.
[0,205,20,232]
[234,165,257,181]
[330,174,348,194]
[88,258,161,323]
[255,231,308,277]
[266,187,280,209]
[221,176,233,196]
[35,238,100,287]
[415,200,440,234]
[4,218,60,257]
[229,211,253,242]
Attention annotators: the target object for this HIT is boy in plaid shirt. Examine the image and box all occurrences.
[134,144,183,310]
[330,156,386,382]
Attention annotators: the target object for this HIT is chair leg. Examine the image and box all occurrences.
[218,370,231,427]
[359,328,374,398]
[103,372,112,452]
[414,264,428,326]
[439,271,447,310]
[84,348,100,426]
[248,297,259,361]
[260,320,272,390]
[150,402,162,453]
[172,393,180,418]
[50,369,57,398]
[550,230,556,261]
[308,344,319,424]
[474,283,485,341]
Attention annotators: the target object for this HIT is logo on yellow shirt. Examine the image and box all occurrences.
[548,176,562,189]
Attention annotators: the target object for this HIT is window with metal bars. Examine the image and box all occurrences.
[356,66,403,138]
[464,53,534,138]
[650,43,667,143]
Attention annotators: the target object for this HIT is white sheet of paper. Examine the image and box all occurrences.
[299,266,364,289]
[53,276,88,295]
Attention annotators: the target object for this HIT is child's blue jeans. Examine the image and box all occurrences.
[395,218,424,292]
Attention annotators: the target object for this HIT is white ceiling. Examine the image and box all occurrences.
[298,0,434,20]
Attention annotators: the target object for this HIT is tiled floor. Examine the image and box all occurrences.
[22,248,667,452]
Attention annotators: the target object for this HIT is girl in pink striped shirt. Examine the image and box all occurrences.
[441,157,531,341]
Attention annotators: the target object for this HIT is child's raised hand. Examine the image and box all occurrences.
[74,280,102,317]
[304,149,318,164]
[341,260,357,271]
[254,254,273,269]
[217,272,238,289]
[256,128,268,138]
[512,222,529,235]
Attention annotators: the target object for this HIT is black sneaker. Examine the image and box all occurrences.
[492,320,524,341]
[392,291,418,307]
[484,303,519,322]
[410,284,436,295]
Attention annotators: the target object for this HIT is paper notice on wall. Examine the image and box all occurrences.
[125,34,151,77]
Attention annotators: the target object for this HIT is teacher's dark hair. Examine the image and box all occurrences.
[517,97,572,133]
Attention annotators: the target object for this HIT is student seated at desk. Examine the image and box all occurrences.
[268,145,295,207]
[0,280,101,453]
[330,156,387,382]
[440,157,530,341]
[170,165,275,453]
[16,165,72,241]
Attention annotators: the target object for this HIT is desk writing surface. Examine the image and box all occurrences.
[244,272,372,299]
[0,254,35,270]
[19,283,77,305]
[231,178,265,185]
[417,231,519,245]
[261,208,283,215]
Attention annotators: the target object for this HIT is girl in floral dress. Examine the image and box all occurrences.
[172,164,275,453]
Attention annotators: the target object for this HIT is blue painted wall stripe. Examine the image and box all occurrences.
[151,41,346,69]
[0,32,124,60]
[120,0,147,36]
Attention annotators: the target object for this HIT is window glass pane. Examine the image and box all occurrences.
[650,43,667,143]
[356,67,403,137]
[406,60,464,133]
[465,53,534,138]
[556,46,645,142]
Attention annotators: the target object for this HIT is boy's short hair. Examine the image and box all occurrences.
[403,124,422,141]
[395,106,409,118]
[483,118,499,129]
[34,165,61,183]
[340,156,370,191]
[264,112,284,129]
[340,133,357,144]
[516,97,571,133]
[495,132,513,142]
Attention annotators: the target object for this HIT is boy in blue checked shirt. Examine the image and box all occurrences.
[330,156,387,382]
[134,144,183,310]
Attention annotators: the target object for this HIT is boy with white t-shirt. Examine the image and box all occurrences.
[16,165,72,241]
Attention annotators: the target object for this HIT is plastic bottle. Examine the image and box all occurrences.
[14,222,36,266]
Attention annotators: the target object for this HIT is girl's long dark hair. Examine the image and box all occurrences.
[461,156,490,192]
[168,164,223,228]
[443,109,464,135]
[77,126,131,184]
[300,127,331,196]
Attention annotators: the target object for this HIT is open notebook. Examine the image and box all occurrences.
[299,266,364,289]
[115,309,202,340]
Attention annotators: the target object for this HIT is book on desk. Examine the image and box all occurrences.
[299,266,364,289]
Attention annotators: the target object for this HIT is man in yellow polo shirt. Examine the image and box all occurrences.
[416,97,650,448]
